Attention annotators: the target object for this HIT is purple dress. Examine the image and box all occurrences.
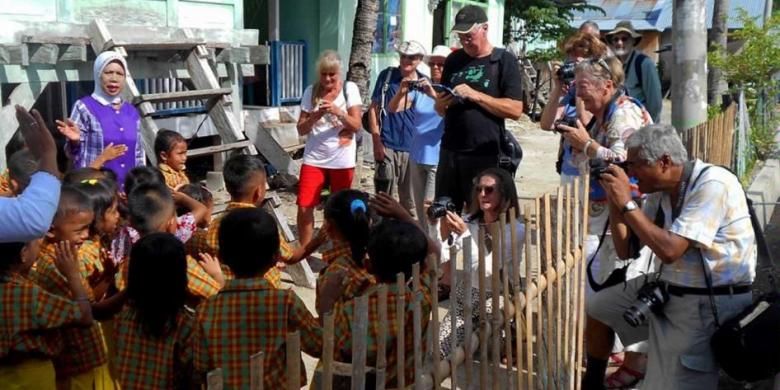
[68,96,143,190]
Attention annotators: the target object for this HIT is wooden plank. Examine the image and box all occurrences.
[58,44,88,62]
[133,87,231,105]
[544,194,555,388]
[413,291,423,390]
[375,285,388,390]
[555,187,564,388]
[352,295,370,390]
[0,82,49,171]
[524,205,534,390]
[0,45,29,66]
[395,272,406,390]
[534,198,546,389]
[250,351,264,390]
[490,222,502,390]
[463,236,474,388]
[186,139,253,157]
[27,43,59,65]
[206,368,224,390]
[565,184,575,390]
[478,226,489,390]
[322,313,335,390]
[214,47,251,63]
[286,331,301,390]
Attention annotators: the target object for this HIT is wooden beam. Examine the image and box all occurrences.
[213,47,251,63]
[27,44,59,65]
[0,45,29,66]
[186,140,253,157]
[58,44,88,62]
[134,88,231,105]
[0,62,250,84]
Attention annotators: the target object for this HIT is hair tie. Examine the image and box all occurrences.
[81,179,98,185]
[350,199,366,215]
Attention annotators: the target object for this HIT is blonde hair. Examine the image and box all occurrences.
[311,50,342,106]
[575,56,624,88]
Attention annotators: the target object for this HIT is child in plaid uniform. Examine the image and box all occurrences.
[28,186,117,389]
[315,189,376,315]
[193,207,322,388]
[154,130,190,191]
[114,233,196,389]
[0,239,94,388]
[187,154,302,287]
[116,183,223,298]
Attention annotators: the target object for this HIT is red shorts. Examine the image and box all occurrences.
[296,164,355,207]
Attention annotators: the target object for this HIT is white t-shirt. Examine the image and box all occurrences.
[300,81,362,169]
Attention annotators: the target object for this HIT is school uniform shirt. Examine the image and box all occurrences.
[159,163,190,191]
[186,201,292,288]
[330,267,434,388]
[114,306,195,389]
[111,213,198,264]
[28,243,108,377]
[0,273,82,359]
[193,277,322,389]
[0,169,11,196]
[316,248,375,313]
[114,253,220,299]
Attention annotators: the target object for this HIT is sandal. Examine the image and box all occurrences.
[604,365,644,389]
[609,352,624,367]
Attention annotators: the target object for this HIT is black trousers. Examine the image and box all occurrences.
[434,148,498,213]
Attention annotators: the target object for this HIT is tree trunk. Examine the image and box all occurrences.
[347,0,379,104]
[708,0,729,107]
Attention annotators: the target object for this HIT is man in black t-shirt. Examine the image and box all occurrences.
[434,5,523,212]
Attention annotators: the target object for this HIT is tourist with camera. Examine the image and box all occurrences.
[583,124,755,389]
[434,168,525,358]
[387,45,451,227]
[539,31,608,184]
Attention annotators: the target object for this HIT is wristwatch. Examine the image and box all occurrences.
[621,200,639,214]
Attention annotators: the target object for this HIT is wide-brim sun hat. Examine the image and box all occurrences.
[425,45,452,61]
[451,5,488,34]
[396,40,426,57]
[606,20,642,45]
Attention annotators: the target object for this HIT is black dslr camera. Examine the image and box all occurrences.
[554,115,578,133]
[623,281,669,327]
[590,158,628,178]
[426,196,457,219]
[556,60,577,85]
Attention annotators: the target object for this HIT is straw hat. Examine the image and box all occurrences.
[426,45,452,61]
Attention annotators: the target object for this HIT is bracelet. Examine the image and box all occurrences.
[583,139,594,155]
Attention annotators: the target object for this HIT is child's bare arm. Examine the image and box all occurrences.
[172,192,209,226]
[285,228,328,264]
[54,241,93,326]
[91,290,128,321]
[315,270,346,316]
[197,253,225,288]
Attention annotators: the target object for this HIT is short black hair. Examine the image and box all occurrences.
[127,183,174,236]
[154,129,186,160]
[4,129,26,166]
[124,166,165,195]
[176,183,213,216]
[55,185,95,224]
[128,233,188,337]
[63,167,106,185]
[0,242,26,275]
[76,178,118,233]
[223,154,266,199]
[7,150,37,191]
[367,219,428,283]
[218,207,279,278]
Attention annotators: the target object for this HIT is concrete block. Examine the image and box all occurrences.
[264,123,300,149]
[279,106,301,122]
[747,158,780,228]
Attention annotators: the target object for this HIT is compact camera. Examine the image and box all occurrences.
[408,79,427,92]
[623,281,669,327]
[556,60,577,85]
[589,158,628,178]
[426,196,457,220]
[554,115,578,132]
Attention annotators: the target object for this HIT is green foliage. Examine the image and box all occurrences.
[706,105,722,120]
[503,0,604,62]
[751,120,779,161]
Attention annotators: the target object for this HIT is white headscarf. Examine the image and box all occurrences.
[91,51,128,106]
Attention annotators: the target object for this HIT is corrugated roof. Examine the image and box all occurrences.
[570,0,767,31]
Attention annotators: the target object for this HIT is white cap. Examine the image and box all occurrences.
[396,40,426,57]
[426,45,452,61]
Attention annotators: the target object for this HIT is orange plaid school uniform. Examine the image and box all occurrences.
[0,273,82,359]
[0,169,11,195]
[115,254,219,299]
[187,202,289,287]
[193,277,322,389]
[114,306,195,389]
[159,163,190,190]
[331,269,434,388]
[316,247,375,308]
[28,243,109,377]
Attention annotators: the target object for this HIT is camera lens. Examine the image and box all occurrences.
[623,302,651,327]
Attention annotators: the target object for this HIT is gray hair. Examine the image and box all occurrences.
[625,124,688,165]
[574,56,624,88]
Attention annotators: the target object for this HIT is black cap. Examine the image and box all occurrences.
[451,5,488,34]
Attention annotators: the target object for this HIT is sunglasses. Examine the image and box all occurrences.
[476,185,496,195]
[400,54,422,61]
[610,35,632,43]
[428,61,445,68]
[587,57,613,80]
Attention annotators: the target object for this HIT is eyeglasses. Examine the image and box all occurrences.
[428,61,445,68]
[457,24,485,42]
[610,35,632,43]
[476,185,495,195]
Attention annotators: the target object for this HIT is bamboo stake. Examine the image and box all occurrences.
[500,213,514,389]
[555,187,564,388]
[564,184,575,390]
[413,262,421,293]
[352,295,369,390]
[206,368,223,390]
[523,205,534,390]
[490,222,502,390]
[431,254,441,390]
[286,331,301,390]
[250,352,264,390]
[575,177,590,390]
[322,313,334,390]
[463,236,474,387]
[448,244,459,390]
[478,226,489,390]
[375,285,388,390]
[510,209,524,389]
[396,272,406,390]
[413,291,424,390]
[535,197,547,389]
[544,194,555,388]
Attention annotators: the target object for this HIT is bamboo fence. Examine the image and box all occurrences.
[206,178,591,390]
[680,103,737,168]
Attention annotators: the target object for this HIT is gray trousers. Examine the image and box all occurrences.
[409,160,437,226]
[587,274,752,389]
[377,146,415,217]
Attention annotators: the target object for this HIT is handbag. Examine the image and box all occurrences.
[498,128,522,177]
[698,167,780,381]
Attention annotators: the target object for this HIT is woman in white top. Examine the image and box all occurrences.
[437,167,526,358]
[296,50,363,246]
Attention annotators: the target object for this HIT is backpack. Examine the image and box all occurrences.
[486,48,523,176]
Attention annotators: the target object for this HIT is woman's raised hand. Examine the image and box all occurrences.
[56,119,81,143]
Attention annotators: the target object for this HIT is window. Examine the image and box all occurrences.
[373,0,402,54]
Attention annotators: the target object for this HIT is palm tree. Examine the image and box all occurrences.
[347,0,379,104]
[708,0,729,106]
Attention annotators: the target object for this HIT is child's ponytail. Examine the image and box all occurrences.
[324,189,371,266]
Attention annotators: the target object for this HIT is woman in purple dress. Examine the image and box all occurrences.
[57,51,144,189]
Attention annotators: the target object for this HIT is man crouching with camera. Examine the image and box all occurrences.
[584,124,756,389]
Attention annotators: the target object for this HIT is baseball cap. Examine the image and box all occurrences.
[451,5,488,34]
[396,40,426,57]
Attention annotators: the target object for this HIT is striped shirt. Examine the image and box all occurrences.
[644,160,756,287]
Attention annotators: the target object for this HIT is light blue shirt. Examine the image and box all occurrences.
[410,92,444,166]
[0,172,61,243]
